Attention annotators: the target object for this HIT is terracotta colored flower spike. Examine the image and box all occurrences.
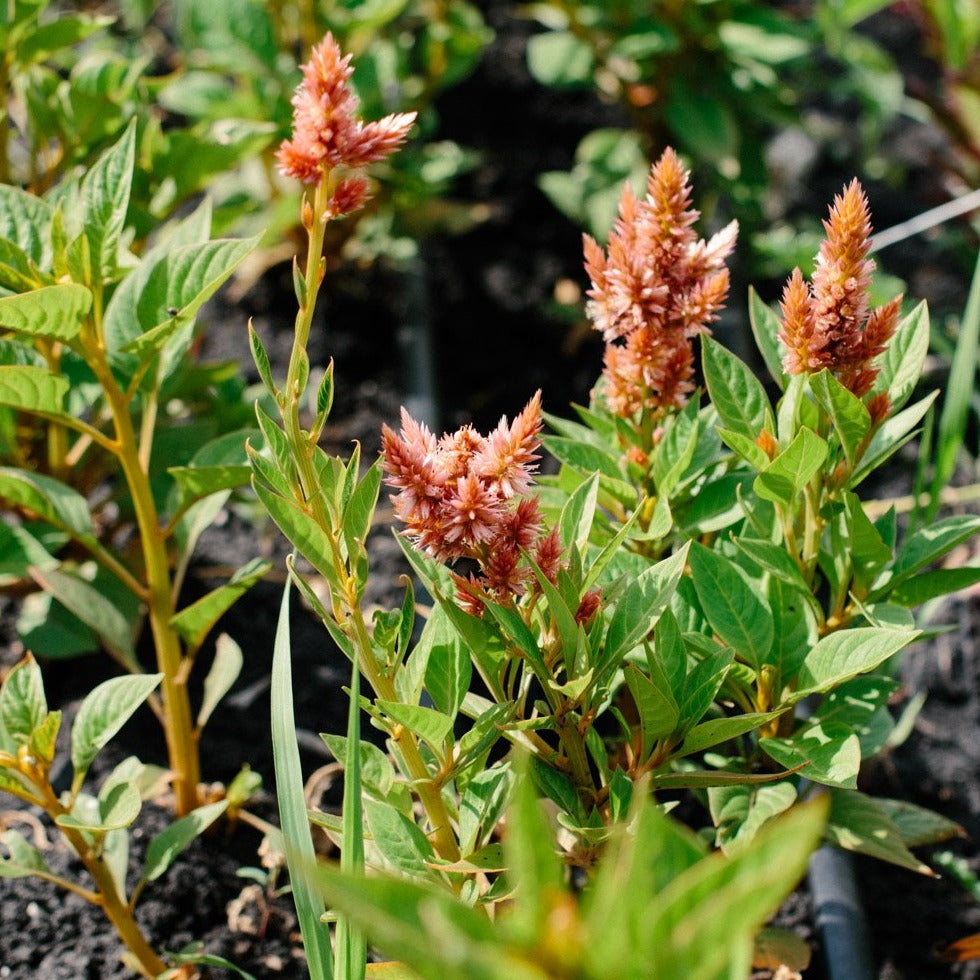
[778,180,902,399]
[583,148,737,418]
[382,392,558,608]
[276,32,416,195]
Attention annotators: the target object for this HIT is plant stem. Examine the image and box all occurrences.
[85,330,200,816]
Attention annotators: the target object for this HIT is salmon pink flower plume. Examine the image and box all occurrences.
[778,180,901,400]
[277,32,416,202]
[584,148,737,418]
[382,393,560,609]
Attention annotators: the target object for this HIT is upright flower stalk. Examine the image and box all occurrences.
[263,35,468,862]
[584,148,737,438]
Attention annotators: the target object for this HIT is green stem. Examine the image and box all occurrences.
[85,320,199,816]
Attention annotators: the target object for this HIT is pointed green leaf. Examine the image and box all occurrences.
[374,701,453,761]
[754,427,828,507]
[761,721,861,788]
[0,284,91,343]
[688,543,773,670]
[0,829,51,878]
[793,628,917,701]
[0,467,92,537]
[142,799,228,882]
[0,654,46,741]
[675,711,785,759]
[709,781,798,854]
[809,370,871,467]
[874,301,929,412]
[30,566,137,669]
[824,790,933,874]
[890,514,980,585]
[876,798,964,848]
[196,633,244,730]
[890,566,980,606]
[749,287,788,388]
[624,662,679,758]
[702,335,772,439]
[0,186,53,268]
[0,365,68,414]
[71,673,162,780]
[56,780,142,832]
[170,557,271,653]
[851,390,938,487]
[363,797,436,878]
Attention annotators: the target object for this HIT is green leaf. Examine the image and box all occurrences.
[270,580,333,977]
[423,620,472,722]
[624,662,679,758]
[71,673,162,782]
[749,287,787,388]
[170,557,271,653]
[363,797,435,878]
[603,544,689,668]
[754,428,828,507]
[709,781,798,854]
[526,30,594,87]
[0,654,46,741]
[56,781,142,832]
[716,427,769,470]
[876,798,964,848]
[103,236,259,360]
[643,799,827,978]
[675,711,786,759]
[809,370,870,467]
[375,701,453,761]
[14,13,113,66]
[850,390,937,487]
[824,790,933,874]
[168,463,252,512]
[889,515,980,586]
[702,335,771,440]
[688,543,773,670]
[342,458,382,557]
[874,300,929,412]
[196,633,244,730]
[248,320,278,399]
[761,721,861,788]
[0,467,92,537]
[0,365,68,414]
[890,566,980,606]
[558,471,599,558]
[793,628,916,701]
[77,121,136,277]
[0,829,51,878]
[30,566,137,669]
[0,187,53,268]
[141,799,228,882]
[0,284,91,343]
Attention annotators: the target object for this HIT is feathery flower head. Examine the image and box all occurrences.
[382,393,554,608]
[584,148,737,417]
[277,32,416,196]
[778,180,901,399]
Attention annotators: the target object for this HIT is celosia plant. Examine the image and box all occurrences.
[256,31,976,980]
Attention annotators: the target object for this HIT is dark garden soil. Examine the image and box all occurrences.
[2,1,979,977]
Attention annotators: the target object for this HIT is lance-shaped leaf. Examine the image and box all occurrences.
[140,799,229,882]
[196,634,244,730]
[56,781,142,833]
[0,467,92,538]
[170,557,271,653]
[0,186,53,268]
[809,370,870,468]
[850,390,937,487]
[168,463,252,513]
[749,286,788,388]
[0,653,46,742]
[363,798,436,879]
[603,543,689,668]
[876,798,964,848]
[71,673,162,783]
[754,427,828,508]
[0,365,68,415]
[0,284,91,343]
[790,628,917,702]
[702,335,772,440]
[888,514,980,587]
[30,566,138,670]
[13,13,113,67]
[77,121,136,277]
[374,701,454,763]
[824,790,934,874]
[675,710,786,760]
[709,781,798,855]
[103,237,258,358]
[760,721,861,788]
[873,300,929,413]
[0,829,51,878]
[689,543,773,670]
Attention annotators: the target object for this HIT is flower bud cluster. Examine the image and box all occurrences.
[779,180,901,402]
[382,392,563,611]
[276,32,416,214]
[584,148,737,418]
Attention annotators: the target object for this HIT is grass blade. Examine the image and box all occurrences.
[927,250,980,520]
[335,656,366,980]
[272,577,333,979]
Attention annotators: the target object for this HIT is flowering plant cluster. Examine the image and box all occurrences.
[0,23,976,980]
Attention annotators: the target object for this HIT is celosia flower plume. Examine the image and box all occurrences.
[584,148,738,418]
[276,32,416,208]
[778,180,901,400]
[382,393,563,610]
